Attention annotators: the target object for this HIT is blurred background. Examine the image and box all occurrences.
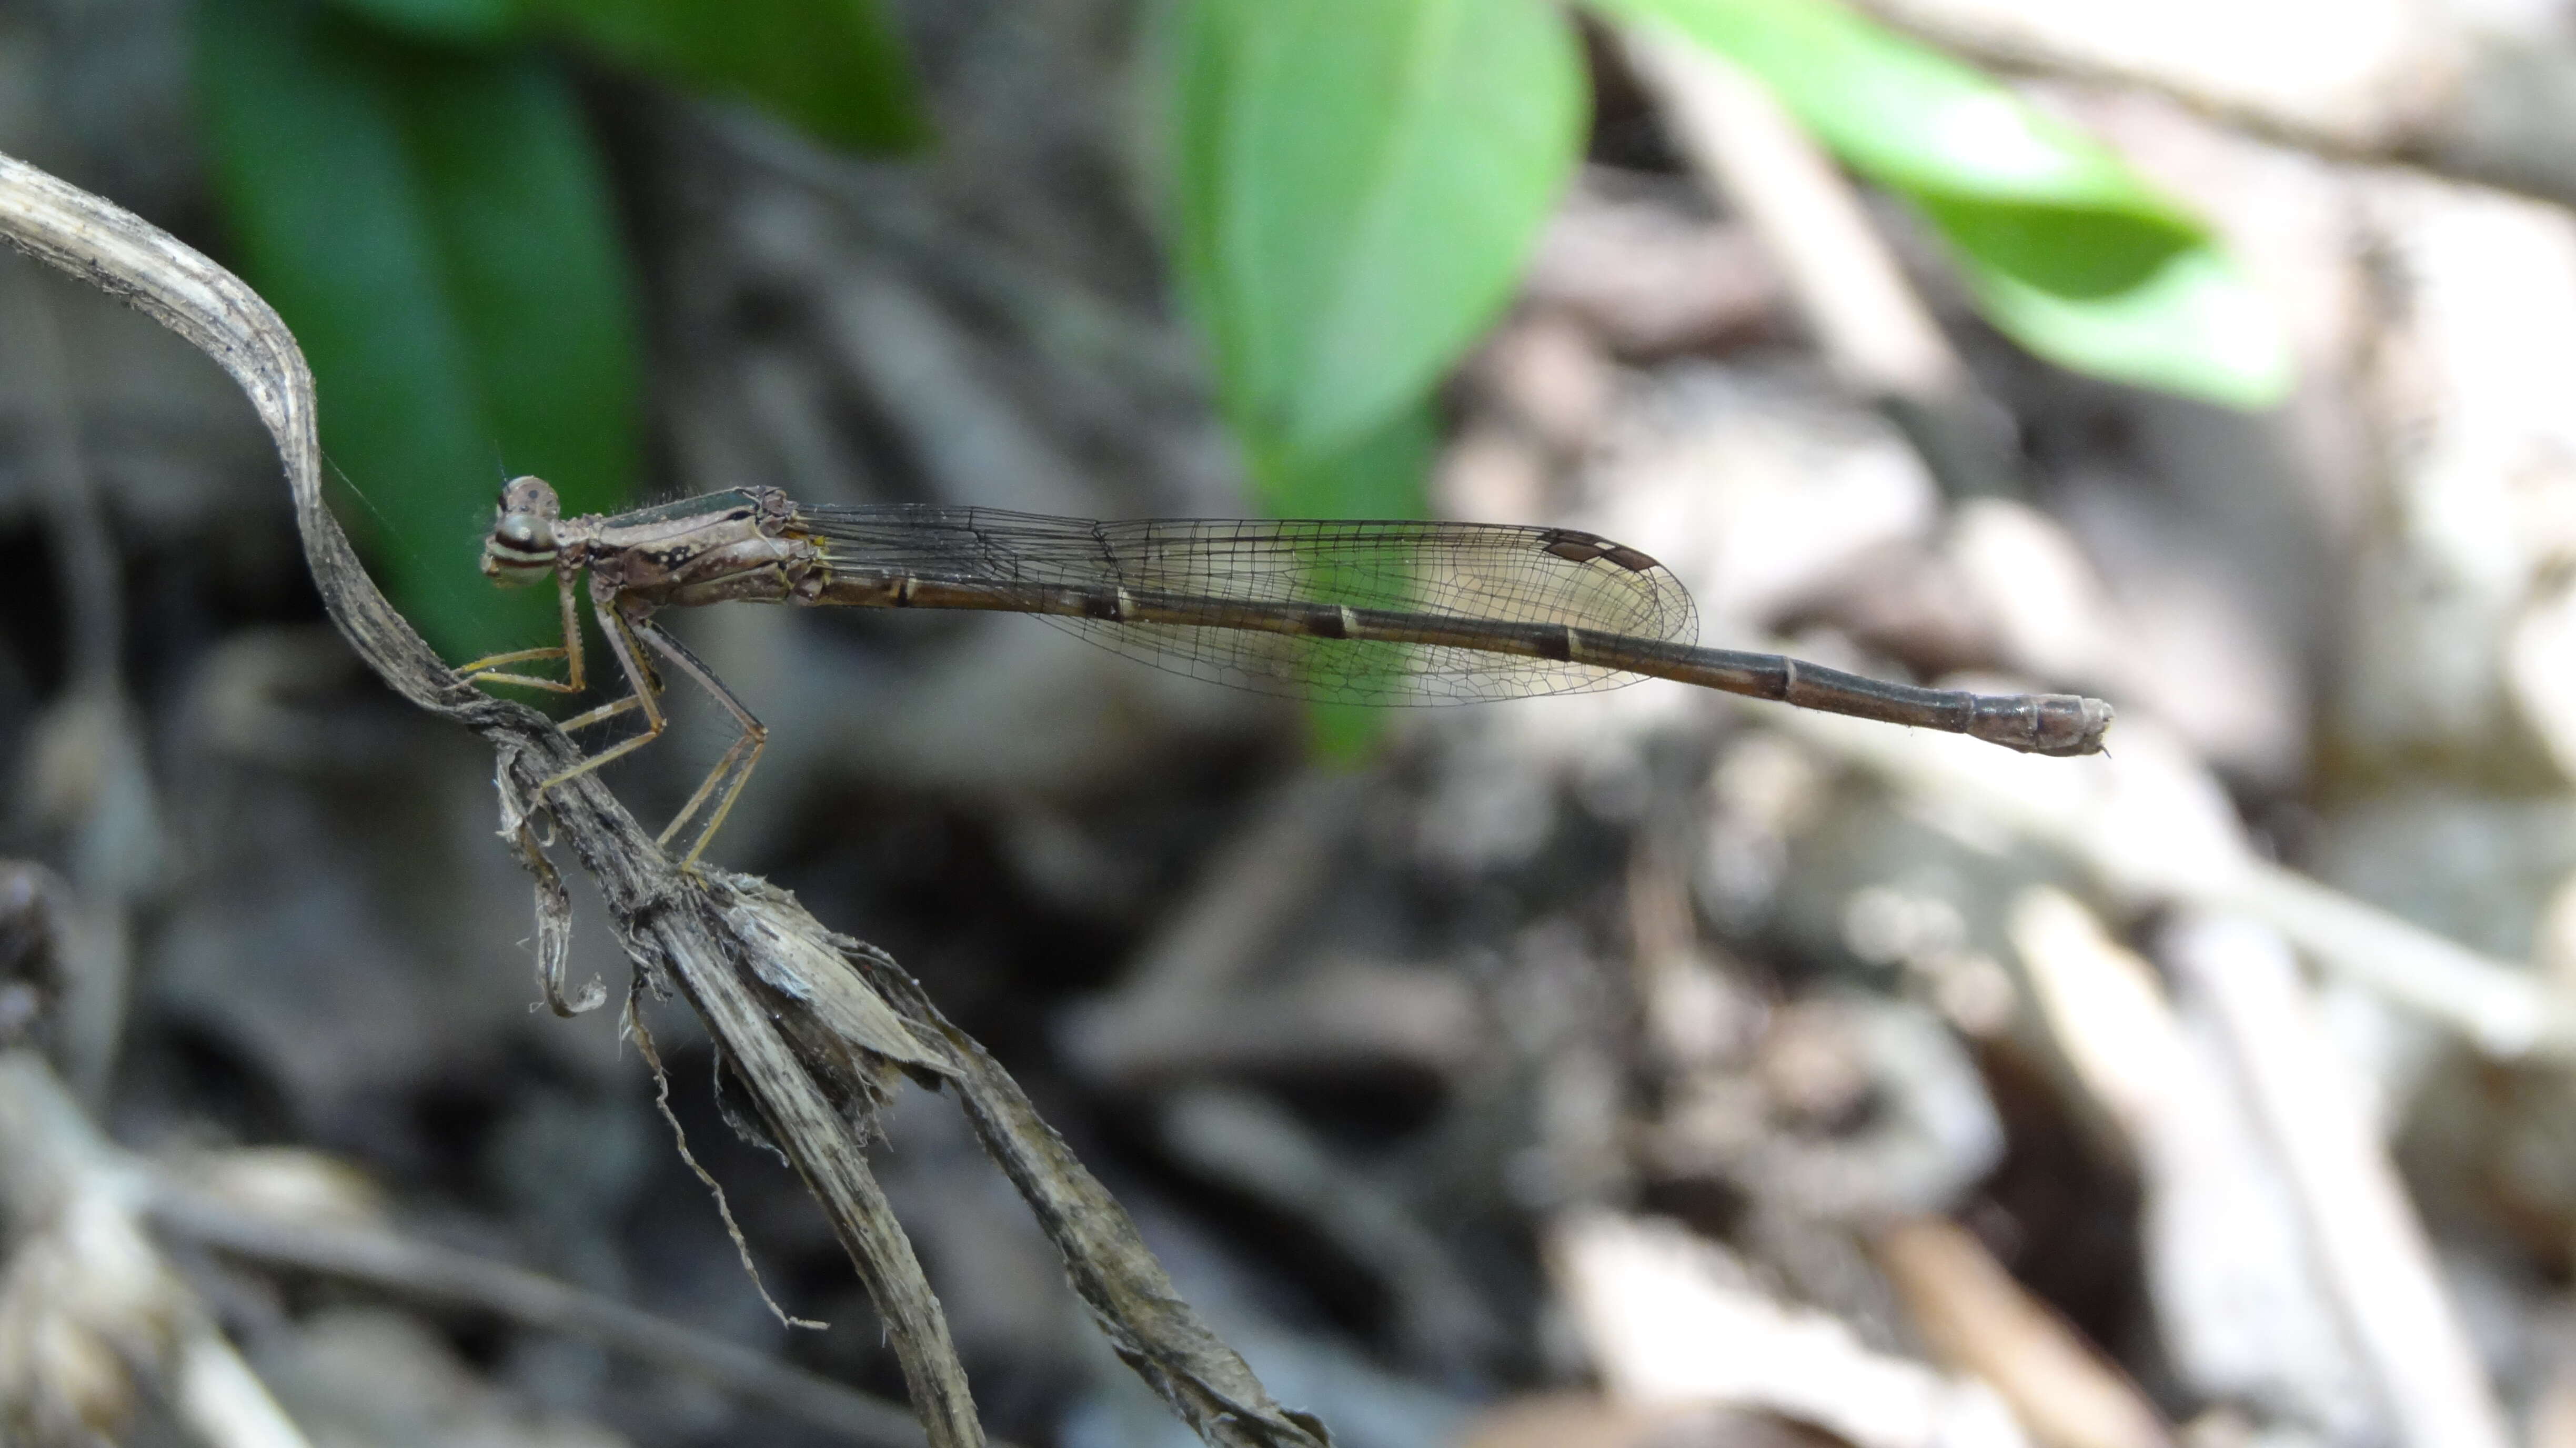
[10,0,2576,1444]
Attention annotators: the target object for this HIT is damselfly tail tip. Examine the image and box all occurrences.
[2076,696,2116,751]
[2036,695,2115,757]
[1969,692,2115,757]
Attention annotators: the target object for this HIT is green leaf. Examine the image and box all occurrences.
[197,0,641,661]
[1247,395,1437,520]
[534,0,929,153]
[324,0,526,46]
[1587,0,2291,408]
[1255,403,1437,761]
[1171,0,1586,462]
[1917,197,2288,408]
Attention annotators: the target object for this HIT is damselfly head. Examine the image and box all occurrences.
[482,475,561,584]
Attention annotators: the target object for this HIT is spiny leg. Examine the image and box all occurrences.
[558,644,663,735]
[623,616,766,869]
[460,569,587,695]
[559,691,644,735]
[534,595,671,800]
[662,725,761,863]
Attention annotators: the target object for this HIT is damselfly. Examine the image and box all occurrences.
[462,477,2112,866]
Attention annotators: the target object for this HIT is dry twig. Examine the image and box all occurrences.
[2160,914,2511,1448]
[145,1184,948,1448]
[0,148,1331,1448]
[1623,27,2021,498]
[0,1051,309,1448]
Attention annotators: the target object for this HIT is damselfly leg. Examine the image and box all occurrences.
[458,568,588,694]
[462,574,754,863]
[620,617,767,868]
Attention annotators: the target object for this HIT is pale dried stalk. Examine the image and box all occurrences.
[0,1051,311,1448]
[1623,26,2021,497]
[2162,916,2511,1448]
[0,149,1329,1448]
[147,1181,940,1448]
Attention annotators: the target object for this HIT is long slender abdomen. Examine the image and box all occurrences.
[807,570,2110,755]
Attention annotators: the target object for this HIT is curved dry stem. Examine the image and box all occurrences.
[0,148,988,1447]
[0,149,1331,1448]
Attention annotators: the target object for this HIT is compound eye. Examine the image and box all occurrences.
[497,513,554,552]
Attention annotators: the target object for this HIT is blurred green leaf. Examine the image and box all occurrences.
[1588,0,2291,408]
[1916,197,2288,408]
[1256,403,1436,760]
[1170,0,1586,484]
[197,0,640,660]
[532,0,929,153]
[1246,395,1437,520]
[325,0,526,45]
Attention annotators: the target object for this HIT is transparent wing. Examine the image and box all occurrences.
[790,504,1702,705]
